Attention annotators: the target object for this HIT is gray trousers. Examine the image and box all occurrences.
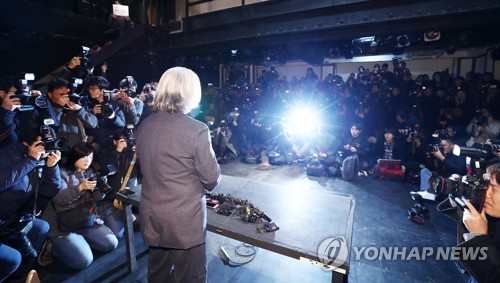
[148,243,207,283]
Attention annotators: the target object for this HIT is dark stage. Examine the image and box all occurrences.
[32,159,467,283]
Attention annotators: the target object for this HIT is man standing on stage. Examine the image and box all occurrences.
[136,67,221,282]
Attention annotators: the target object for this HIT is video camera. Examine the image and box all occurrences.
[39,121,69,153]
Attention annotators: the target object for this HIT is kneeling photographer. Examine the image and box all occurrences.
[0,125,62,281]
[458,163,500,283]
[41,142,118,270]
[411,138,466,201]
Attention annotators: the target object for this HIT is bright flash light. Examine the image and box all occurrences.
[287,107,319,136]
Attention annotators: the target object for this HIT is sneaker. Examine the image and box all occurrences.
[38,239,53,267]
[410,190,436,201]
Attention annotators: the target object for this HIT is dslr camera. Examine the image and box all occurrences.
[88,165,117,195]
[99,92,115,119]
[88,173,112,195]
[67,78,88,106]
[80,46,93,73]
[13,73,48,111]
[40,124,69,153]
[124,124,136,149]
[483,139,500,153]
[0,214,36,258]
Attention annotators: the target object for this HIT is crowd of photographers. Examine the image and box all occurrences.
[0,56,156,281]
[1,54,499,282]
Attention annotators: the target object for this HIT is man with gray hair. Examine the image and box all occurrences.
[136,67,221,283]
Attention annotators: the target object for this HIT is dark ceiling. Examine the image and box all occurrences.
[1,0,500,81]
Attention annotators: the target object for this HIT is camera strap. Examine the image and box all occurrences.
[114,153,137,210]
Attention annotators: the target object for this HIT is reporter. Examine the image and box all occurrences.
[0,126,61,280]
[411,138,466,201]
[41,142,118,269]
[459,163,500,283]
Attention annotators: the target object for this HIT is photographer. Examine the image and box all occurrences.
[0,126,61,280]
[113,77,143,126]
[138,83,156,124]
[34,78,98,151]
[86,76,126,151]
[0,76,21,147]
[96,130,140,240]
[466,106,500,147]
[411,138,466,201]
[458,163,500,283]
[41,142,118,270]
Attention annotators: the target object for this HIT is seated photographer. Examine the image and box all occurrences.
[86,76,126,151]
[307,127,338,175]
[0,126,61,280]
[411,138,466,201]
[337,123,371,175]
[257,121,294,169]
[465,106,500,148]
[370,128,408,179]
[458,163,500,283]
[41,142,118,270]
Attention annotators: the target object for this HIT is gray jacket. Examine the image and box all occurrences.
[42,168,105,238]
[136,111,221,249]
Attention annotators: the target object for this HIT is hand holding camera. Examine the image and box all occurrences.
[27,141,46,160]
[79,178,97,192]
[2,94,21,111]
[46,150,62,168]
[115,138,128,153]
[462,199,488,235]
[63,100,82,111]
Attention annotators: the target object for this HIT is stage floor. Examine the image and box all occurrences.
[34,160,467,283]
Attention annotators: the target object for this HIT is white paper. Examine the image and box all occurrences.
[113,4,129,17]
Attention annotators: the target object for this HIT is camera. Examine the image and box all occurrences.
[40,125,69,153]
[426,144,440,153]
[483,139,500,153]
[474,109,487,126]
[0,214,36,258]
[124,124,136,149]
[88,173,112,195]
[13,73,48,111]
[100,92,114,119]
[67,78,88,106]
[80,46,93,73]
[450,175,487,212]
